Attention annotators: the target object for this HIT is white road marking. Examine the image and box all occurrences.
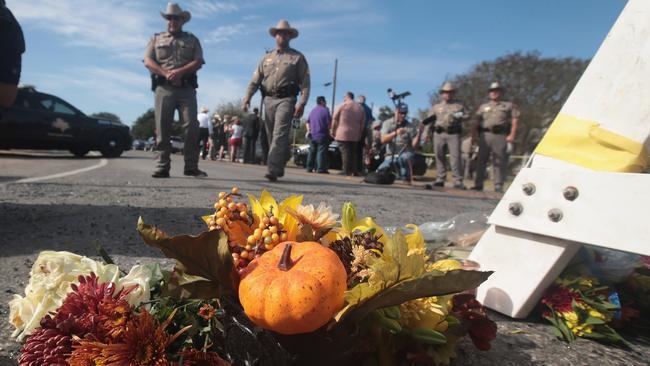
[8,158,108,184]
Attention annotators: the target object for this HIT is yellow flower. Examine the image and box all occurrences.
[428,259,463,272]
[248,190,303,241]
[400,297,449,332]
[9,251,120,341]
[286,203,339,231]
[403,224,425,256]
[561,310,579,324]
[336,202,387,244]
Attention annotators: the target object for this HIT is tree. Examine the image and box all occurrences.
[130,109,155,139]
[429,51,589,154]
[90,112,122,124]
[214,100,245,120]
[377,106,394,122]
[130,109,185,140]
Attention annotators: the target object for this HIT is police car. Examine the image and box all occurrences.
[0,87,131,157]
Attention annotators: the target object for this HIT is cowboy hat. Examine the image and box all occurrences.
[200,106,208,113]
[488,82,503,91]
[160,3,191,24]
[439,81,456,92]
[269,19,299,39]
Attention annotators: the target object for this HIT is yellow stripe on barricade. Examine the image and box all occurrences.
[535,113,648,172]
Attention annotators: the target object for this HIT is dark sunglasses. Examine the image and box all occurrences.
[166,15,182,21]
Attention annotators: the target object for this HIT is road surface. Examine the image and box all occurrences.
[0,150,646,365]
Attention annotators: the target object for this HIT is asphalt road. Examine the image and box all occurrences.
[0,150,647,365]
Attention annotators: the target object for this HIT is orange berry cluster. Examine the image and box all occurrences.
[208,187,289,273]
[207,187,249,231]
[233,214,288,273]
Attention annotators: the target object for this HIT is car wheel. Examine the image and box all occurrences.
[70,148,90,157]
[99,131,124,158]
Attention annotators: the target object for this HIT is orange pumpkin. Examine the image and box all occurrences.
[238,241,347,334]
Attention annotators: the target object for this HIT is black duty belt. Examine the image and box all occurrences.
[262,84,299,99]
[479,125,509,135]
[434,125,462,134]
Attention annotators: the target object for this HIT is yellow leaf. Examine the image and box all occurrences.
[404,224,424,255]
[259,190,278,216]
[201,214,212,227]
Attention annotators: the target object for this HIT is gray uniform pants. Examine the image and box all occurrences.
[434,132,462,185]
[154,85,199,173]
[263,96,295,177]
[474,132,508,188]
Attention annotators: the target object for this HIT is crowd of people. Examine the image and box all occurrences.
[195,107,264,164]
[141,3,517,192]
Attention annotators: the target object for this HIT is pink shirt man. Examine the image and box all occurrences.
[331,94,365,142]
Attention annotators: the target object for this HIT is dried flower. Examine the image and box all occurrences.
[198,303,216,321]
[286,203,339,231]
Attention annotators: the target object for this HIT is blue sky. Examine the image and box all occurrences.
[9,0,626,126]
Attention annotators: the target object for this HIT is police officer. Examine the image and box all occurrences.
[144,3,206,178]
[426,82,468,189]
[472,82,520,192]
[242,20,310,182]
[0,0,25,107]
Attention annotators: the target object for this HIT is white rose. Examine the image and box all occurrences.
[8,251,120,341]
[117,263,163,307]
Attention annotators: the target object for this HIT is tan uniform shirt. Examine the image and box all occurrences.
[476,100,520,128]
[144,31,204,70]
[429,100,468,128]
[245,48,310,106]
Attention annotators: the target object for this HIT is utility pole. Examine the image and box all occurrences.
[331,59,338,116]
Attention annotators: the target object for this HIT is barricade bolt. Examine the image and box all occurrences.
[509,202,523,216]
[522,183,536,196]
[563,186,579,201]
[548,208,563,222]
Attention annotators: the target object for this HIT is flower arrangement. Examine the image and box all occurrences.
[10,188,496,365]
[541,275,623,343]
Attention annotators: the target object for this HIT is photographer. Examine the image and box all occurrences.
[377,103,422,184]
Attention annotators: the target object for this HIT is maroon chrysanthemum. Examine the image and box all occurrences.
[541,284,583,313]
[19,273,137,364]
[452,293,497,351]
[18,326,71,366]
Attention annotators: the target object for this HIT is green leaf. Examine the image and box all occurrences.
[335,269,492,324]
[341,202,356,232]
[137,217,237,295]
[583,316,606,325]
[95,242,115,265]
[553,312,575,342]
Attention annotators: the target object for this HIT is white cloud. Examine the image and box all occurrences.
[204,24,248,44]
[11,0,155,60]
[28,65,151,119]
[186,0,238,18]
[196,71,248,110]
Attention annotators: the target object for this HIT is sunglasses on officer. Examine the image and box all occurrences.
[165,15,182,22]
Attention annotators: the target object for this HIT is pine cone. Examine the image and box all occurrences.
[352,231,384,255]
[329,237,354,275]
[19,327,71,366]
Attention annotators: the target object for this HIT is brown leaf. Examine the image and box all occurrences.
[137,217,238,295]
